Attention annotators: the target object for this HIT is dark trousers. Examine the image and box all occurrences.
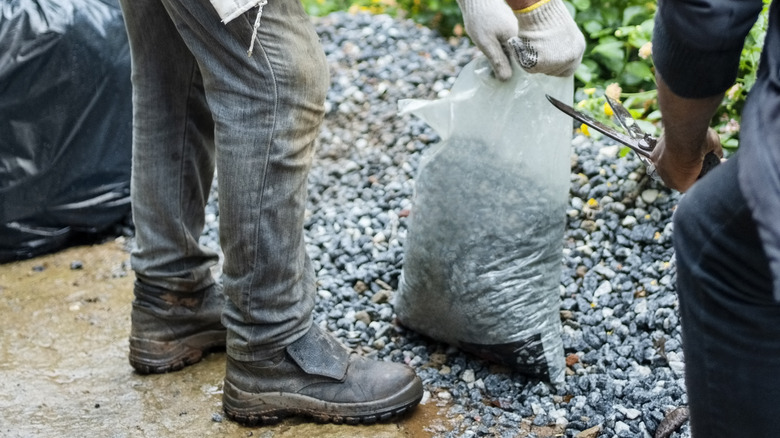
[674,153,780,437]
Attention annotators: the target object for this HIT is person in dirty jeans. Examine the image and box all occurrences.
[119,0,584,426]
[651,0,780,434]
[120,0,422,425]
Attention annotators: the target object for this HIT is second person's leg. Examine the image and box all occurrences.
[674,154,780,437]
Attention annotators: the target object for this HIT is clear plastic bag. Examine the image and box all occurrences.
[394,56,572,383]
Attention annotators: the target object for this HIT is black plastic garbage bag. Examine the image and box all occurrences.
[0,0,132,263]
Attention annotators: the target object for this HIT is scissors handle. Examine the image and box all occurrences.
[699,151,721,179]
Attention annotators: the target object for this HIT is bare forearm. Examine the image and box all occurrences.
[656,72,723,160]
[651,72,725,191]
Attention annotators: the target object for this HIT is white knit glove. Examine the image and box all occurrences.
[456,0,518,81]
[510,0,585,77]
[457,0,585,78]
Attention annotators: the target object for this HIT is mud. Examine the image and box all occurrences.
[0,240,564,437]
[0,239,448,437]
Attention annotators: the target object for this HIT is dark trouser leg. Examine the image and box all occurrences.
[120,0,219,292]
[673,153,780,437]
[120,0,224,374]
[157,0,327,360]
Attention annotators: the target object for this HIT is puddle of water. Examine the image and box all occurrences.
[0,241,448,438]
[400,398,451,437]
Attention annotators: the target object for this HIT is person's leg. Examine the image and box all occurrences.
[120,0,225,374]
[673,154,780,437]
[157,0,422,424]
[157,0,323,359]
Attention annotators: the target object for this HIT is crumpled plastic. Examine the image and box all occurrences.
[394,56,573,383]
[0,0,132,262]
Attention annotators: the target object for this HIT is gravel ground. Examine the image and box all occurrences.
[197,12,691,438]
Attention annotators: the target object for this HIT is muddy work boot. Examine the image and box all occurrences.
[223,324,423,425]
[129,280,226,374]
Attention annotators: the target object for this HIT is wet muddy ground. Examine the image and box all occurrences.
[0,239,560,437]
[0,239,439,437]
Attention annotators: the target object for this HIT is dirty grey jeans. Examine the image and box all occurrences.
[119,0,328,361]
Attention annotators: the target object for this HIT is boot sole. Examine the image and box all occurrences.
[129,329,226,374]
[222,376,423,426]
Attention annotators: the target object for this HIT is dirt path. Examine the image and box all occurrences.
[0,239,570,437]
[0,239,455,438]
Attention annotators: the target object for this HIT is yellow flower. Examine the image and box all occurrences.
[638,42,652,59]
[587,198,599,208]
[605,83,622,101]
[603,102,614,117]
[580,124,590,136]
[584,88,596,96]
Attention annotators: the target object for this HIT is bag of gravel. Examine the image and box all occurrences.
[394,56,572,383]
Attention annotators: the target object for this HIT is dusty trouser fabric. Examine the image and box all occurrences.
[654,0,780,435]
[120,0,329,361]
[673,154,780,437]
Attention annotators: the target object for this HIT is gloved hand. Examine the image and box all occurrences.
[510,0,586,77]
[456,0,519,81]
[457,0,586,79]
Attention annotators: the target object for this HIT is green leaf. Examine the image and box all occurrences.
[575,59,600,84]
[625,19,654,48]
[635,119,659,137]
[572,0,591,11]
[591,39,626,74]
[620,60,654,86]
[646,109,662,121]
[723,136,740,150]
[601,7,621,26]
[591,27,618,39]
[563,0,577,16]
[583,20,603,37]
[622,5,648,26]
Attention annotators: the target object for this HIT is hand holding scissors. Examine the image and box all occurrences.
[546,94,721,188]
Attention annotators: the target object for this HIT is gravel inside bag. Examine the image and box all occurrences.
[396,133,567,383]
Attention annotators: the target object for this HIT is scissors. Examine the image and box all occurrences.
[546,94,720,183]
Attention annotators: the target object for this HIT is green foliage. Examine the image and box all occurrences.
[302,0,463,36]
[572,0,655,91]
[574,0,769,151]
[302,0,770,149]
[303,0,355,17]
[714,0,769,149]
[397,0,463,37]
[569,0,659,147]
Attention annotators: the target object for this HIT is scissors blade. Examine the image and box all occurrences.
[545,95,650,158]
[605,96,644,139]
[605,96,655,152]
